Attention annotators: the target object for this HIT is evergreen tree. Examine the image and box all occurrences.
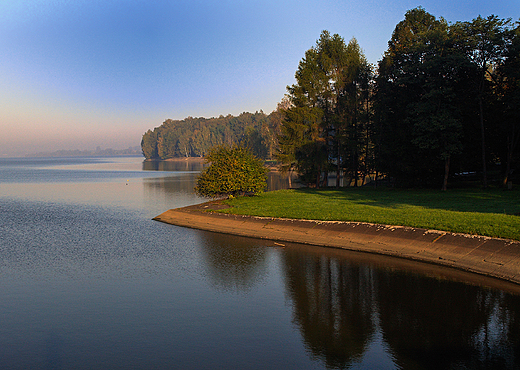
[278,31,371,187]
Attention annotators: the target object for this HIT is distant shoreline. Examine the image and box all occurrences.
[27,147,142,158]
[145,157,206,162]
[145,156,282,170]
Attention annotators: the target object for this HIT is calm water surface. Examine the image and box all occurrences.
[1,156,519,369]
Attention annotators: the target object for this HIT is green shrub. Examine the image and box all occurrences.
[195,145,268,198]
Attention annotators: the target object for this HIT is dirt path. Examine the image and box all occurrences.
[153,201,520,285]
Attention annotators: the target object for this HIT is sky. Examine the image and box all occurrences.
[1,0,518,156]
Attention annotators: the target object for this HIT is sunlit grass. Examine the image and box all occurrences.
[220,187,520,240]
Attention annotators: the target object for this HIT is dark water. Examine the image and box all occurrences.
[1,156,519,369]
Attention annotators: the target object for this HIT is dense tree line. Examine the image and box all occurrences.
[141,111,283,160]
[278,7,519,189]
[142,7,519,189]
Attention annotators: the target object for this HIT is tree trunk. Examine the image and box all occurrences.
[442,156,450,191]
[479,97,488,188]
[322,171,328,188]
[503,152,512,187]
[502,122,520,187]
[353,147,359,187]
[336,144,341,188]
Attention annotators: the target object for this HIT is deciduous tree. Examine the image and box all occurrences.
[456,15,514,187]
[195,145,268,198]
[376,7,467,189]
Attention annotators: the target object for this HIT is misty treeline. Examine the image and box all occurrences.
[142,7,520,189]
[141,110,284,161]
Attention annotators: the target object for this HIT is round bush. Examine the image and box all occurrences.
[195,145,268,198]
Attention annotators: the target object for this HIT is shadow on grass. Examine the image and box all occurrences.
[292,187,520,215]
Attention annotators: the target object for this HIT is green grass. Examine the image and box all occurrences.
[219,187,520,241]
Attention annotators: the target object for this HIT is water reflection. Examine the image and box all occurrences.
[142,159,206,172]
[282,248,376,368]
[280,245,520,369]
[376,272,520,369]
[143,161,299,194]
[143,174,199,197]
[197,232,269,292]
[3,156,520,368]
[142,158,520,369]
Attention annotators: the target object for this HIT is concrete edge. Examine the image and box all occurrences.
[153,205,520,286]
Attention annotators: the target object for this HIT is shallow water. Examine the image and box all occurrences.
[1,156,519,369]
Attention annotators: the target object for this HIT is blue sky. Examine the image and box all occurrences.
[1,0,518,156]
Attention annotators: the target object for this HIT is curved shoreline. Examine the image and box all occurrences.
[153,201,520,286]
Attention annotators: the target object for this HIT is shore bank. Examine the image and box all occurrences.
[154,201,520,285]
[144,157,206,162]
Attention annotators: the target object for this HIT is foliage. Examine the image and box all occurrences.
[194,145,268,198]
[219,187,520,240]
[454,15,516,187]
[142,7,520,190]
[141,129,158,159]
[141,112,281,160]
[278,31,373,187]
[278,8,518,190]
[374,8,519,189]
[376,7,470,190]
[277,105,326,184]
[488,21,520,186]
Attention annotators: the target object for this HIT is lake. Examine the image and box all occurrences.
[1,156,519,369]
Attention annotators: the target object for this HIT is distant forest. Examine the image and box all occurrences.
[141,110,284,161]
[142,7,520,189]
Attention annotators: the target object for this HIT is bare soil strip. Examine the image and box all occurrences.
[153,201,520,285]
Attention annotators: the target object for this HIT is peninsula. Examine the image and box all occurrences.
[154,200,520,286]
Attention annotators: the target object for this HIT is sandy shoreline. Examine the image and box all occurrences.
[153,201,520,286]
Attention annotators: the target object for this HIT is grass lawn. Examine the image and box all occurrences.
[220,187,520,241]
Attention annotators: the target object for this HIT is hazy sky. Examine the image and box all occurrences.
[1,0,518,156]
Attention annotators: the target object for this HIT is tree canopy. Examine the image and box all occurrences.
[141,111,282,161]
[194,145,268,198]
[143,7,520,190]
[277,8,519,189]
[277,31,372,187]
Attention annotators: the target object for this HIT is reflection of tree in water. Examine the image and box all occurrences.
[501,293,520,367]
[282,249,376,368]
[282,246,520,369]
[143,174,198,196]
[198,232,269,292]
[142,160,203,196]
[376,271,520,369]
[143,160,299,192]
[142,160,206,172]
